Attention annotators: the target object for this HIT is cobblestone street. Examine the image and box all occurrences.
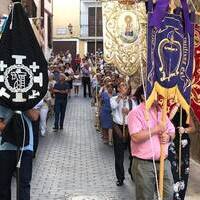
[12,96,200,200]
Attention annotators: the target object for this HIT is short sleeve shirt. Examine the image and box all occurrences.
[127,103,175,160]
[54,81,70,100]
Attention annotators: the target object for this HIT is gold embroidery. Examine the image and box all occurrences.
[192,26,200,106]
[194,28,200,48]
[102,1,147,80]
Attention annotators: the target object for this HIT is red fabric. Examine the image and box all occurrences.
[157,95,176,116]
[75,57,81,65]
[191,24,200,123]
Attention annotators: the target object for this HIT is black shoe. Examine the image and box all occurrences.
[116,180,124,186]
[60,127,63,130]
[53,127,58,132]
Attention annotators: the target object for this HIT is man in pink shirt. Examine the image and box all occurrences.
[127,85,175,200]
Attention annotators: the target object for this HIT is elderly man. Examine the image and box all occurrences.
[53,73,70,131]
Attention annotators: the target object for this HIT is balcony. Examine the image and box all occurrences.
[53,24,103,40]
[53,25,80,39]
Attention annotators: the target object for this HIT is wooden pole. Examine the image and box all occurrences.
[159,97,167,200]
[122,99,126,140]
[179,107,183,179]
[159,0,175,198]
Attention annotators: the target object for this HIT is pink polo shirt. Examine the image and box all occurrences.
[127,103,175,160]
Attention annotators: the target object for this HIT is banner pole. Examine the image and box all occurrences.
[16,148,20,200]
[159,96,167,200]
[159,1,175,198]
[179,107,183,179]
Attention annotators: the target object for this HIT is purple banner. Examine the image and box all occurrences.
[149,0,192,34]
[146,2,194,118]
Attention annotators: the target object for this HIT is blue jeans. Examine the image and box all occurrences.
[0,150,33,200]
[54,98,67,129]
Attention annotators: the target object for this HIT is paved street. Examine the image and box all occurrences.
[12,95,200,200]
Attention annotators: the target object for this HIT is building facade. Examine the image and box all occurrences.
[80,0,103,55]
[0,0,11,16]
[0,0,11,36]
[29,0,53,59]
[53,0,103,58]
[0,0,53,60]
[53,0,80,59]
[22,0,53,59]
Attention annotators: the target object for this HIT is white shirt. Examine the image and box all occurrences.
[110,96,137,125]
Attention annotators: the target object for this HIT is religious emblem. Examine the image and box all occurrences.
[0,2,48,111]
[0,55,42,102]
[118,12,140,43]
[102,1,147,81]
[158,31,182,82]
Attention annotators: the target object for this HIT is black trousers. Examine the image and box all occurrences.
[113,124,131,181]
[32,118,40,158]
[0,150,33,200]
[82,77,91,97]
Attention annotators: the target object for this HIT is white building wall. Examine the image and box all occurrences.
[44,0,53,60]
[44,11,49,58]
[33,0,41,17]
[0,0,11,15]
[80,0,101,37]
[44,0,52,13]
[33,0,40,8]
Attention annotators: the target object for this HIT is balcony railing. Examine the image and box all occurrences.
[53,26,80,39]
[53,25,103,39]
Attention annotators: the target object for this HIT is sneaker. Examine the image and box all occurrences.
[108,141,113,146]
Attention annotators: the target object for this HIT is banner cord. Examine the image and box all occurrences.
[139,45,161,200]
[16,113,26,168]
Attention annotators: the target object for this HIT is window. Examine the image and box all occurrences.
[88,7,102,37]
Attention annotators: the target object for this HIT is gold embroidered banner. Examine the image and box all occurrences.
[191,24,200,122]
[102,1,147,78]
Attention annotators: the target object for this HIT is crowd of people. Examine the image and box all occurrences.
[0,49,196,200]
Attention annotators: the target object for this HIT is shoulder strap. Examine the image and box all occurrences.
[128,98,132,111]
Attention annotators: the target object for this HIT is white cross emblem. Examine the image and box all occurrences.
[0,61,7,72]
[0,55,43,102]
